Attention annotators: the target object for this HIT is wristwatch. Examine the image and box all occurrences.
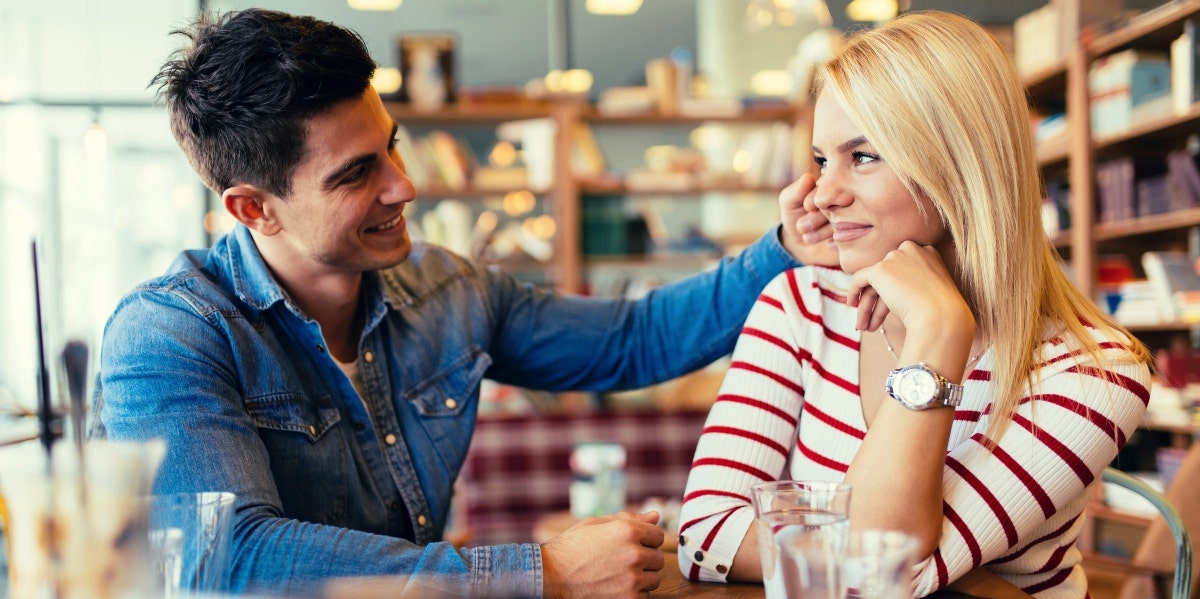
[885,362,963,410]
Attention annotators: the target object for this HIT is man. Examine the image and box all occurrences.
[91,8,835,598]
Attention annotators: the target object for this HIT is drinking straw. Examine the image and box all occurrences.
[32,239,54,459]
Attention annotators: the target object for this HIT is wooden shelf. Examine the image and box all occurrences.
[418,185,550,198]
[1093,206,1200,241]
[1142,409,1200,435]
[1036,137,1070,167]
[384,101,554,124]
[583,105,799,124]
[386,97,802,293]
[1088,501,1157,528]
[1125,321,1200,333]
[578,181,782,196]
[1092,102,1200,159]
[1088,0,1200,57]
[1022,61,1068,101]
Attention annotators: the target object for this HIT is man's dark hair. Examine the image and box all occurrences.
[152,8,376,197]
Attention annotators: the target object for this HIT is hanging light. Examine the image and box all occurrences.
[846,0,898,23]
[585,0,642,16]
[347,0,402,11]
[84,108,107,160]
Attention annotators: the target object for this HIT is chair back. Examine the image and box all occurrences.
[1102,467,1193,599]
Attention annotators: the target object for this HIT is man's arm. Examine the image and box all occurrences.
[483,174,835,392]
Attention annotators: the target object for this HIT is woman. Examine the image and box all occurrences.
[678,11,1151,598]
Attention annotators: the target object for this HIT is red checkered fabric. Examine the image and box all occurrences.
[457,409,709,546]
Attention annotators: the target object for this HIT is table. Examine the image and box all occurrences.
[653,552,981,598]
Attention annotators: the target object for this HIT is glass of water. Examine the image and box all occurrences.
[781,528,918,599]
[750,480,852,599]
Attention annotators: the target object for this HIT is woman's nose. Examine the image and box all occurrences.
[812,171,845,210]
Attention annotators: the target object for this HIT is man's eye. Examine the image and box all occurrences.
[343,167,367,183]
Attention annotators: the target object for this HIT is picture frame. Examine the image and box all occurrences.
[396,33,458,105]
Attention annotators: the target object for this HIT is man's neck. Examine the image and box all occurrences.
[256,241,366,363]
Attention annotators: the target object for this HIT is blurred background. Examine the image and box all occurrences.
[0,0,1130,412]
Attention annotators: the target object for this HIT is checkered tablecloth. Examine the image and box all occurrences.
[457,409,709,546]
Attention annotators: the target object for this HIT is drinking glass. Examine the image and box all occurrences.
[780,528,918,599]
[148,491,237,597]
[750,480,852,599]
[0,439,165,599]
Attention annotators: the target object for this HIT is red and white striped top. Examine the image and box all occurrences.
[678,266,1150,598]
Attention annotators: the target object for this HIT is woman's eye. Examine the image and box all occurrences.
[852,152,879,166]
[813,156,827,172]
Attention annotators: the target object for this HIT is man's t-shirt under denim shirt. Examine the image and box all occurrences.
[91,223,799,597]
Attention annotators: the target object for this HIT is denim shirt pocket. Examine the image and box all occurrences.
[243,392,348,523]
[405,349,492,418]
[245,392,341,440]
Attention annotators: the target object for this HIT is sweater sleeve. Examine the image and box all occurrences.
[676,268,813,582]
[910,338,1150,596]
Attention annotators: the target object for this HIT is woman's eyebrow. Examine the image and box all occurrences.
[811,135,869,155]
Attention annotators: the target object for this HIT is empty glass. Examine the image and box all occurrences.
[781,528,918,599]
[750,480,852,599]
[147,491,237,597]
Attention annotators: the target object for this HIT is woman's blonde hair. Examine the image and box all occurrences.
[814,11,1150,439]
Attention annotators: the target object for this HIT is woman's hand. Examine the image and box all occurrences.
[844,240,972,335]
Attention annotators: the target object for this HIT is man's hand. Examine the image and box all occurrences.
[541,511,666,599]
[778,173,839,267]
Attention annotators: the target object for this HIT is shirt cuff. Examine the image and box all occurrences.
[469,542,542,598]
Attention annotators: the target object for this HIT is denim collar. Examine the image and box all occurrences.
[222,224,399,333]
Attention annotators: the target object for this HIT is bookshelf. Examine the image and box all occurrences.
[385,98,806,299]
[1024,0,1200,578]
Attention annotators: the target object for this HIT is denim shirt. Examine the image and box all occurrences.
[91,224,798,597]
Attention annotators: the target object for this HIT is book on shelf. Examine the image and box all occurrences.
[1167,150,1200,210]
[1089,49,1171,138]
[1171,18,1200,115]
[581,194,628,257]
[472,166,529,190]
[570,122,607,178]
[1095,156,1134,222]
[1141,250,1200,322]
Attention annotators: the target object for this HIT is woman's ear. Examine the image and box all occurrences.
[224,185,282,236]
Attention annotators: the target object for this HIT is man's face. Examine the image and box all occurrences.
[263,88,416,278]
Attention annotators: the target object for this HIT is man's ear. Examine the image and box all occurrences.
[224,185,282,236]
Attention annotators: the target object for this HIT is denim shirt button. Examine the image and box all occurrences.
[353,422,365,432]
[388,501,398,512]
[363,351,374,363]
[444,398,457,409]
[385,433,397,445]
[316,344,326,353]
[417,514,428,526]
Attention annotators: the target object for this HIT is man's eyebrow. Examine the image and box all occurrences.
[813,136,870,155]
[320,154,377,191]
[318,122,400,191]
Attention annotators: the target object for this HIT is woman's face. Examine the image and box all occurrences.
[810,91,948,274]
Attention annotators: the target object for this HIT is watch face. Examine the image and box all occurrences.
[895,367,938,408]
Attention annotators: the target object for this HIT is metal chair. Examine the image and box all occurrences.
[1102,467,1193,599]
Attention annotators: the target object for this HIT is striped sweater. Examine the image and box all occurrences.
[677,266,1150,598]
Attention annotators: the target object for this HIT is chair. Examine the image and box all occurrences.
[1102,467,1193,599]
